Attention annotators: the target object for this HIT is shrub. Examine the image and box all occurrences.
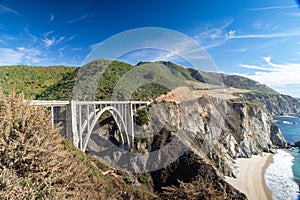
[135,108,149,126]
[138,175,148,184]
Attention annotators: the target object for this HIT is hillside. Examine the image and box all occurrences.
[0,65,75,99]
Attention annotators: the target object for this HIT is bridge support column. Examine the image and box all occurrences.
[129,102,134,150]
[71,100,79,148]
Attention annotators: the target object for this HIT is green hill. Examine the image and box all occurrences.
[38,59,184,101]
[0,65,75,98]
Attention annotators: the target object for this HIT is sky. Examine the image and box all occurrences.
[0,0,300,97]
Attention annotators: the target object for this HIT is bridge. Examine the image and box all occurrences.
[28,100,150,152]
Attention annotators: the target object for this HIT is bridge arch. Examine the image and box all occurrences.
[82,106,130,152]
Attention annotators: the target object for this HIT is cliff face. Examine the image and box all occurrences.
[145,96,286,176]
[244,93,300,116]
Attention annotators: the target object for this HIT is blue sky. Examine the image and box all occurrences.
[0,0,300,97]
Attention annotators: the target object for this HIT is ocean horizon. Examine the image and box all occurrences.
[266,116,300,200]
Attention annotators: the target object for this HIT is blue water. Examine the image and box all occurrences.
[274,116,300,199]
[274,116,300,145]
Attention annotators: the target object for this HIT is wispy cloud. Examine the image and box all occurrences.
[68,13,92,23]
[253,20,279,31]
[24,27,38,43]
[56,36,65,44]
[248,5,297,11]
[227,48,248,53]
[49,14,54,22]
[66,35,76,41]
[239,63,274,71]
[44,30,54,37]
[42,37,56,48]
[40,31,67,48]
[227,29,300,39]
[193,19,234,49]
[0,5,19,15]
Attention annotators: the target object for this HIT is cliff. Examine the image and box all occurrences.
[243,92,300,116]
[87,93,286,198]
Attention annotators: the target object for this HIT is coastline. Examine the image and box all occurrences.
[225,153,273,200]
[264,149,299,200]
[262,155,273,200]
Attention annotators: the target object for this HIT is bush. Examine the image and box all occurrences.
[135,108,149,126]
[138,175,148,184]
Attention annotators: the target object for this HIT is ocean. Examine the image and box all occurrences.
[265,116,300,200]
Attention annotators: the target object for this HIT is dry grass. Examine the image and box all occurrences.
[160,178,231,200]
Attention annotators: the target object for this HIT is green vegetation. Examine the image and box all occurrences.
[134,136,148,143]
[0,65,75,98]
[36,59,178,101]
[138,175,148,184]
[134,108,149,126]
[220,74,278,94]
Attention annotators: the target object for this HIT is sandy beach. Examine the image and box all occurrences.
[225,153,273,200]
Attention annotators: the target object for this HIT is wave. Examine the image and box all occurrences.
[265,149,299,200]
[283,121,297,125]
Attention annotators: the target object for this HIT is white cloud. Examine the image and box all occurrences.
[66,35,76,41]
[50,14,54,22]
[41,30,65,48]
[227,29,300,39]
[195,21,236,49]
[248,5,297,11]
[0,48,22,65]
[0,47,43,65]
[253,21,279,31]
[0,5,19,15]
[239,64,274,71]
[225,30,236,40]
[24,27,38,43]
[68,13,92,23]
[227,48,248,53]
[239,57,300,96]
[56,36,65,44]
[42,37,56,48]
[44,30,54,37]
[194,19,234,46]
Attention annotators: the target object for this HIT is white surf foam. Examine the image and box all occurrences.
[265,149,299,200]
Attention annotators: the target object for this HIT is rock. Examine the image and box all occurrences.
[270,123,287,148]
[295,141,300,148]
